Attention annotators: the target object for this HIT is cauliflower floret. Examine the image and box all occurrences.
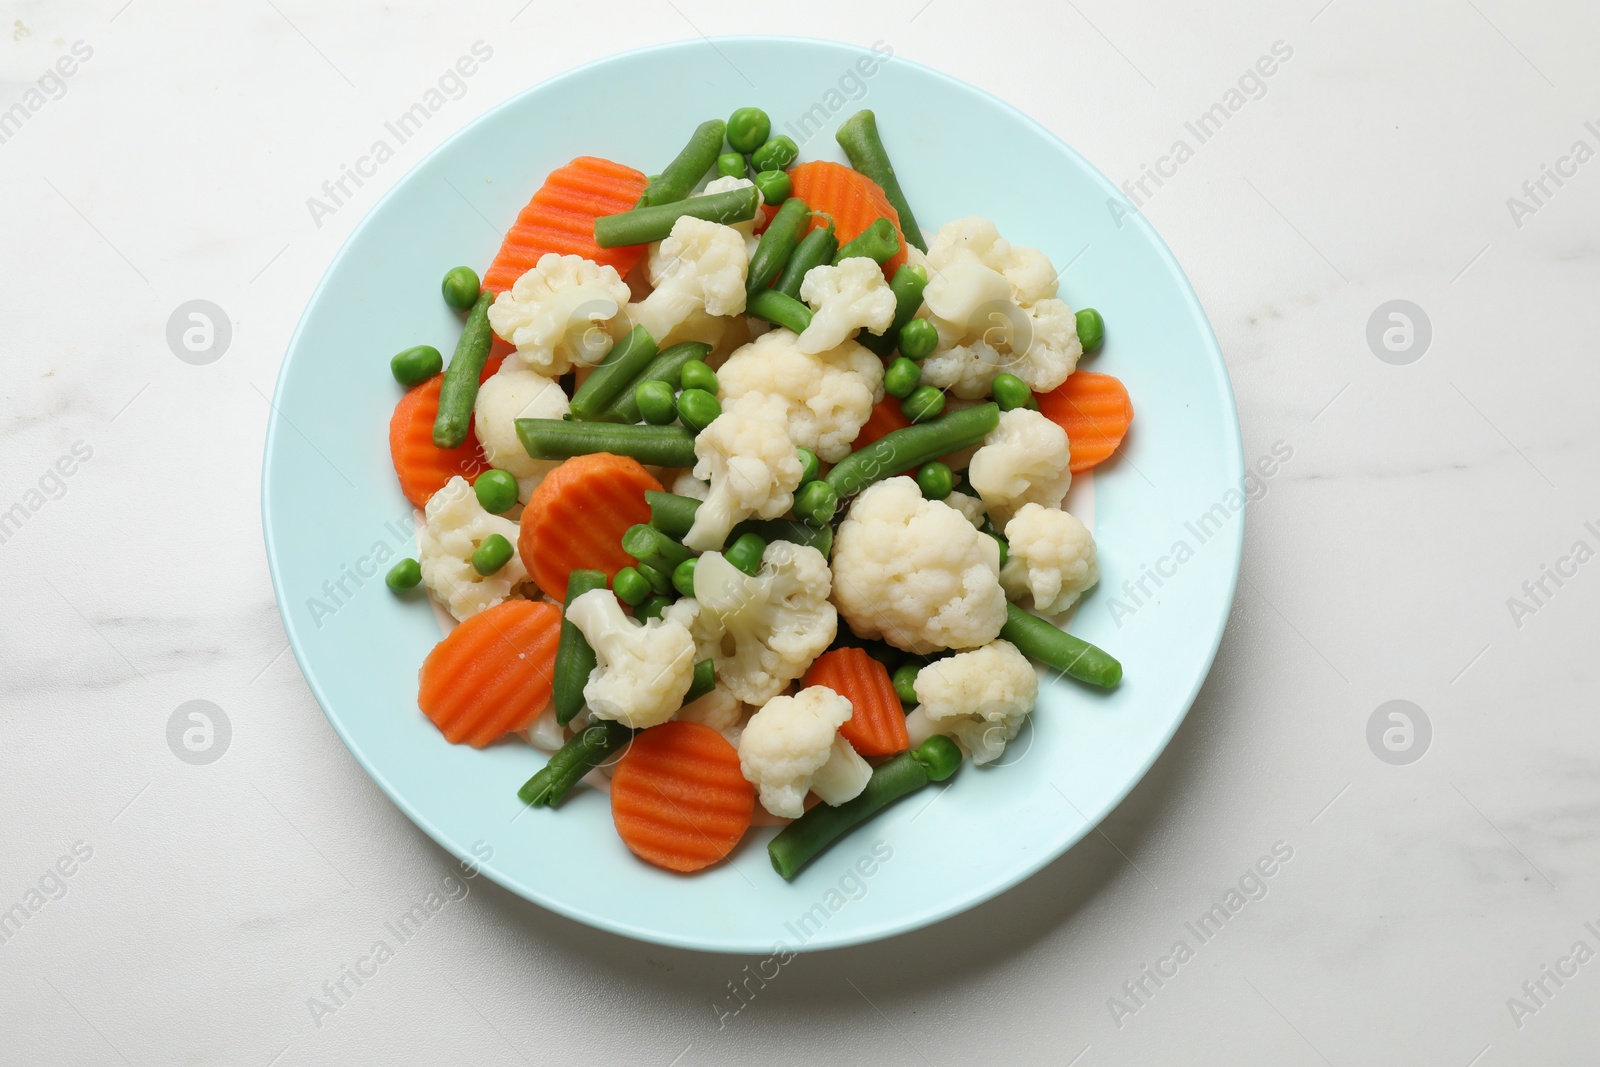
[670,469,710,501]
[683,397,804,551]
[919,336,1006,400]
[417,476,528,621]
[674,683,747,746]
[830,477,1006,655]
[487,253,631,376]
[472,363,569,501]
[967,408,1073,528]
[1001,503,1099,614]
[627,216,748,345]
[925,216,1060,305]
[796,257,897,354]
[907,640,1037,764]
[738,686,869,817]
[566,589,697,729]
[649,177,763,273]
[717,329,884,462]
[665,542,837,705]
[945,490,987,530]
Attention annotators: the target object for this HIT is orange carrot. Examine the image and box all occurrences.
[518,452,662,600]
[610,721,753,873]
[803,648,910,757]
[482,157,650,294]
[389,355,503,508]
[1037,371,1134,473]
[787,160,907,278]
[850,393,914,452]
[418,600,561,747]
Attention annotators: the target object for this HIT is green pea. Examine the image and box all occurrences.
[883,357,921,399]
[901,385,946,423]
[751,134,798,173]
[613,566,650,606]
[892,663,920,706]
[724,532,767,576]
[898,317,938,361]
[727,107,772,154]
[441,266,481,312]
[636,594,672,621]
[752,169,792,204]
[672,557,698,597]
[793,480,838,526]
[986,531,1008,570]
[385,557,422,592]
[636,561,672,596]
[472,533,514,576]
[636,379,678,425]
[680,359,719,395]
[473,469,519,513]
[795,447,821,486]
[1076,308,1105,353]
[716,151,747,179]
[992,373,1033,412]
[390,344,443,387]
[916,461,953,501]
[676,388,722,433]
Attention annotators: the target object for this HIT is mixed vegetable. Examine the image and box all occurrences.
[383,107,1135,881]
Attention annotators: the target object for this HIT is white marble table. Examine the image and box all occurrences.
[3,2,1596,1064]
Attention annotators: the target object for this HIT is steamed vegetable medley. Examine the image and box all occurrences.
[385,107,1135,881]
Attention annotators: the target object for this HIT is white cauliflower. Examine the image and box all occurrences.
[487,253,630,375]
[627,216,748,346]
[717,329,884,462]
[738,686,869,817]
[945,490,987,530]
[967,408,1073,528]
[918,216,1083,396]
[1001,503,1099,614]
[472,363,569,501]
[648,177,763,269]
[907,640,1037,764]
[797,257,897,354]
[682,397,804,551]
[830,477,1006,655]
[566,589,697,729]
[670,469,710,501]
[417,476,528,621]
[665,542,836,706]
[674,683,747,745]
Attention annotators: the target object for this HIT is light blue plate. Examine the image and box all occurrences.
[262,36,1242,953]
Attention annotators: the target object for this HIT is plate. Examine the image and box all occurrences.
[262,36,1242,953]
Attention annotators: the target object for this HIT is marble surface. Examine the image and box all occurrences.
[3,1,1598,1064]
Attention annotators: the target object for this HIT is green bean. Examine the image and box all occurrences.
[553,570,607,725]
[645,491,834,555]
[745,197,811,299]
[676,388,722,433]
[645,490,701,539]
[746,289,813,334]
[723,532,767,576]
[892,663,920,706]
[899,317,938,361]
[595,186,759,248]
[515,419,697,467]
[622,524,693,575]
[727,107,771,154]
[1076,308,1105,353]
[613,566,650,607]
[767,736,961,880]
[390,344,442,387]
[992,373,1032,412]
[683,658,716,704]
[835,110,927,252]
[569,325,657,420]
[792,480,839,526]
[385,558,421,591]
[605,341,712,423]
[432,290,495,448]
[795,447,821,486]
[636,380,677,425]
[916,461,953,501]
[716,151,747,179]
[825,403,999,500]
[672,557,698,597]
[883,357,920,399]
[517,719,633,808]
[636,561,672,597]
[901,385,945,423]
[679,359,718,395]
[861,264,930,357]
[642,119,727,206]
[1001,603,1121,688]
[441,266,481,311]
[473,469,519,514]
[773,222,836,300]
[636,594,672,621]
[832,217,900,266]
[472,533,514,576]
[751,134,798,173]
[752,169,792,204]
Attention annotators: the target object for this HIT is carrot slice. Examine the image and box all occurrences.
[803,648,910,757]
[610,721,754,873]
[518,452,662,600]
[417,600,561,747]
[482,157,650,294]
[787,161,907,278]
[388,354,503,509]
[850,393,914,452]
[1037,371,1134,473]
